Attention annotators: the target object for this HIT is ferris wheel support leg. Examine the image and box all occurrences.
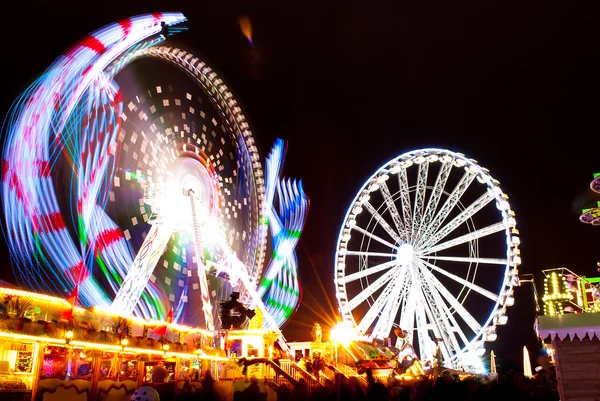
[111,221,175,315]
[189,191,215,333]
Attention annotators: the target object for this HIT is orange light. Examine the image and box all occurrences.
[238,16,253,44]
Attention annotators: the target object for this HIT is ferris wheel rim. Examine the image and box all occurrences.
[0,12,270,330]
[106,47,270,328]
[111,45,268,278]
[333,148,520,366]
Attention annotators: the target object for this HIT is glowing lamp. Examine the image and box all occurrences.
[330,321,355,347]
[65,330,74,344]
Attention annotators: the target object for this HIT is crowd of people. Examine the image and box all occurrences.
[172,365,559,401]
[295,352,326,377]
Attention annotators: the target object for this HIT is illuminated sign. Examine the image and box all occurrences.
[83,348,106,358]
[4,342,33,352]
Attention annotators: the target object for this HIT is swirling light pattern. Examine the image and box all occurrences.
[2,13,187,315]
[0,13,305,331]
[257,139,309,326]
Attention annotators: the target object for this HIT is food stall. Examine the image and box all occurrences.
[0,286,215,401]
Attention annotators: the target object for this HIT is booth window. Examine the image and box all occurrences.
[72,349,93,379]
[41,346,68,379]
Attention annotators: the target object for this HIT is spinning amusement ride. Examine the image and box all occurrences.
[1,13,308,337]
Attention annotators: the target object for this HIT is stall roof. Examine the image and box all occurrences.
[537,313,600,341]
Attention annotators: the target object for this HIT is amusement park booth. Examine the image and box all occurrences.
[225,329,279,360]
[0,285,218,401]
[220,329,281,383]
[286,341,334,362]
[537,268,600,401]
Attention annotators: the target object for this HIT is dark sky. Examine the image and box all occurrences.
[2,1,600,371]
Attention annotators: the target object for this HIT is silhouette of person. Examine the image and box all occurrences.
[152,361,169,383]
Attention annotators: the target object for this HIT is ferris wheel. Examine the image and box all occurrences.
[334,149,521,368]
[1,13,306,334]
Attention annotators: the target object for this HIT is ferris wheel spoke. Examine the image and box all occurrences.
[397,168,413,235]
[351,224,397,249]
[416,287,455,361]
[363,202,403,243]
[421,222,506,255]
[371,268,408,338]
[378,181,407,240]
[385,279,411,336]
[413,160,452,242]
[413,286,433,360]
[341,268,397,314]
[357,273,402,335]
[411,161,429,241]
[416,260,482,334]
[423,255,508,265]
[414,267,462,359]
[419,275,468,354]
[398,277,416,341]
[418,191,495,251]
[416,172,476,249]
[345,250,397,258]
[421,259,499,302]
[337,259,398,284]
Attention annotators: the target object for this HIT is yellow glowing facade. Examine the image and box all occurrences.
[541,268,600,315]
[542,271,573,315]
[0,286,222,398]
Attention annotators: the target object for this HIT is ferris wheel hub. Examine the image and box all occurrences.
[144,157,218,229]
[396,243,414,265]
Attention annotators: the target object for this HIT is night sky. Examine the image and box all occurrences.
[2,1,600,371]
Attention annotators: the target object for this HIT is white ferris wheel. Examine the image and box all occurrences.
[333,148,521,369]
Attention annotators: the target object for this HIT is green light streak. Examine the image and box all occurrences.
[78,216,87,246]
[96,255,121,286]
[266,298,294,318]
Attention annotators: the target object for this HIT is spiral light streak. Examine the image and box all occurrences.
[2,13,307,332]
[2,13,188,312]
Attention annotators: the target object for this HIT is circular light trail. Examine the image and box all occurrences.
[334,148,521,369]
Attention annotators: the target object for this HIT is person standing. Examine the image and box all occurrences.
[152,361,169,383]
[312,352,324,379]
